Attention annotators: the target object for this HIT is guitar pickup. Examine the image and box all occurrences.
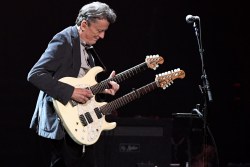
[94,108,103,119]
[79,114,88,126]
[85,112,93,124]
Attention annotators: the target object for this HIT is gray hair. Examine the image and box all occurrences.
[75,1,117,26]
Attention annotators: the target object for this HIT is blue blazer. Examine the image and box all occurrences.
[27,26,82,139]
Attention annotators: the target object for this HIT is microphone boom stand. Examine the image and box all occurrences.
[192,20,213,167]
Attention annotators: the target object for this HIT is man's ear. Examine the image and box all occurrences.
[80,20,88,31]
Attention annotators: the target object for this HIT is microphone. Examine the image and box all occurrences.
[186,15,200,23]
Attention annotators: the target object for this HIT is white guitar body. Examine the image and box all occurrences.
[53,66,116,145]
[53,55,164,145]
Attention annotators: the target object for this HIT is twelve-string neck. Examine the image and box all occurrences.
[90,62,148,95]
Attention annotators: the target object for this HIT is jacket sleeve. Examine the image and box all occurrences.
[27,33,74,105]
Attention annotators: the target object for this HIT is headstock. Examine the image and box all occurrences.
[156,68,185,89]
[145,54,164,70]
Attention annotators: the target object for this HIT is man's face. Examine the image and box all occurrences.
[80,19,110,45]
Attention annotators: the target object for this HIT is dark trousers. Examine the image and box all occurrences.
[38,134,97,167]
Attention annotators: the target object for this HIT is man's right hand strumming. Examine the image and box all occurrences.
[71,88,93,104]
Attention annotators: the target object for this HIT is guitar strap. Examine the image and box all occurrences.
[85,46,107,71]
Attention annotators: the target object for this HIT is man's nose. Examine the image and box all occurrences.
[99,32,105,39]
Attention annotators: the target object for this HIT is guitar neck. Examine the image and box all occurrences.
[97,81,158,115]
[90,62,148,95]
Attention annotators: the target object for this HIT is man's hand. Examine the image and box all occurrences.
[103,70,120,95]
[71,88,93,104]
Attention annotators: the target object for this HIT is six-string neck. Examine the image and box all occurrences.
[99,81,158,115]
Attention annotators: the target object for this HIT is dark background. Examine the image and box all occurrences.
[1,0,244,166]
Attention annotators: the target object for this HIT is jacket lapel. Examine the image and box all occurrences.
[71,26,81,77]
